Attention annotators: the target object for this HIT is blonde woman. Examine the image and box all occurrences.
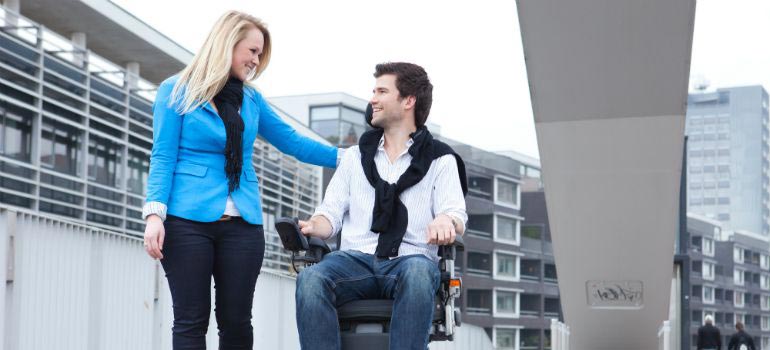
[141,11,339,349]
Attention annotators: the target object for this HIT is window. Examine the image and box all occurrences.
[703,286,715,304]
[703,261,715,280]
[495,328,518,350]
[495,214,520,244]
[494,176,519,208]
[494,251,520,281]
[735,268,745,286]
[763,295,770,311]
[521,259,540,280]
[520,329,540,350]
[519,294,540,317]
[703,238,715,257]
[544,297,560,317]
[0,101,33,162]
[735,291,745,308]
[127,149,149,196]
[762,254,770,270]
[467,214,493,238]
[467,251,492,276]
[87,134,123,188]
[309,119,340,145]
[735,246,745,263]
[762,274,770,290]
[468,175,493,200]
[544,263,558,282]
[40,118,83,176]
[467,289,492,315]
[494,289,519,317]
[521,225,542,240]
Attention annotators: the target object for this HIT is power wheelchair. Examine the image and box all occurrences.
[275,217,464,349]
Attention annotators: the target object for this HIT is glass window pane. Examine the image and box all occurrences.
[496,328,516,349]
[340,106,364,124]
[0,102,33,162]
[310,119,340,145]
[127,149,149,195]
[310,106,339,121]
[40,118,82,176]
[496,291,516,313]
[88,134,123,188]
[496,178,518,205]
[467,252,492,275]
[496,215,518,241]
[496,253,517,278]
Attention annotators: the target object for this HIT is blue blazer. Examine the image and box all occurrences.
[145,76,337,224]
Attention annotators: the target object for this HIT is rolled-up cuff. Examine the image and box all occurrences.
[142,201,168,221]
[313,210,339,240]
[442,212,466,233]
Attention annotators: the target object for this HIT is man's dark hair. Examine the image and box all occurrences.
[374,62,433,128]
[736,321,744,331]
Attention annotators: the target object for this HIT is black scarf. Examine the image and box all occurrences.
[359,115,467,258]
[213,77,245,193]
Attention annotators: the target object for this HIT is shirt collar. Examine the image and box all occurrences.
[377,135,415,151]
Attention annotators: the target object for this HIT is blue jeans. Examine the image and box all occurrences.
[160,215,265,350]
[295,250,440,350]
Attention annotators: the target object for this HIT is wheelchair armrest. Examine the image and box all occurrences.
[275,217,308,251]
[437,235,465,261]
[275,217,331,270]
[452,235,465,251]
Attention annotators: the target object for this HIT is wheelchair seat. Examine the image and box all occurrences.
[275,217,463,348]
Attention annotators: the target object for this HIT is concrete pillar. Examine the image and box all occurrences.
[4,0,20,13]
[4,0,21,34]
[125,62,140,90]
[71,32,87,68]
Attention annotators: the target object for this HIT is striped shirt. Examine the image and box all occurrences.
[314,136,467,262]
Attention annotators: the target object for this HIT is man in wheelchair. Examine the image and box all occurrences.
[292,62,468,350]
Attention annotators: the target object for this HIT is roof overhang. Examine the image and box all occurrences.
[20,0,192,84]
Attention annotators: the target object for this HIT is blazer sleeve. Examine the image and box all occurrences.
[253,92,337,168]
[145,79,182,205]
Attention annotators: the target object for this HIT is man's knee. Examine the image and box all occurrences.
[399,257,440,292]
[296,266,333,298]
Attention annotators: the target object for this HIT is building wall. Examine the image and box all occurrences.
[686,86,770,235]
[686,214,770,349]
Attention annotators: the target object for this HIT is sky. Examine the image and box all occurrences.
[112,0,770,160]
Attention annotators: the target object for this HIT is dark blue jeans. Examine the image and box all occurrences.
[161,215,265,350]
[295,250,440,350]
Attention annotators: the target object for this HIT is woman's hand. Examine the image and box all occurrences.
[144,215,165,260]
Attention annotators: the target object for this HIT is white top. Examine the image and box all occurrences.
[224,195,241,216]
[314,136,467,262]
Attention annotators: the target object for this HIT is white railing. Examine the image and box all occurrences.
[0,206,494,349]
[658,320,673,350]
[550,318,570,350]
[0,206,299,350]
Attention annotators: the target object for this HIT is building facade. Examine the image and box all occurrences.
[0,2,327,274]
[686,213,770,349]
[686,86,770,235]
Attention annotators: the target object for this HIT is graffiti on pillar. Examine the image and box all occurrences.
[586,280,643,308]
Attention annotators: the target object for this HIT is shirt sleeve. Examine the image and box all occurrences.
[313,146,357,238]
[431,155,468,231]
[145,78,181,205]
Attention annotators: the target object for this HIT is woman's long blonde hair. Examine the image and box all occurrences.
[170,10,272,114]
